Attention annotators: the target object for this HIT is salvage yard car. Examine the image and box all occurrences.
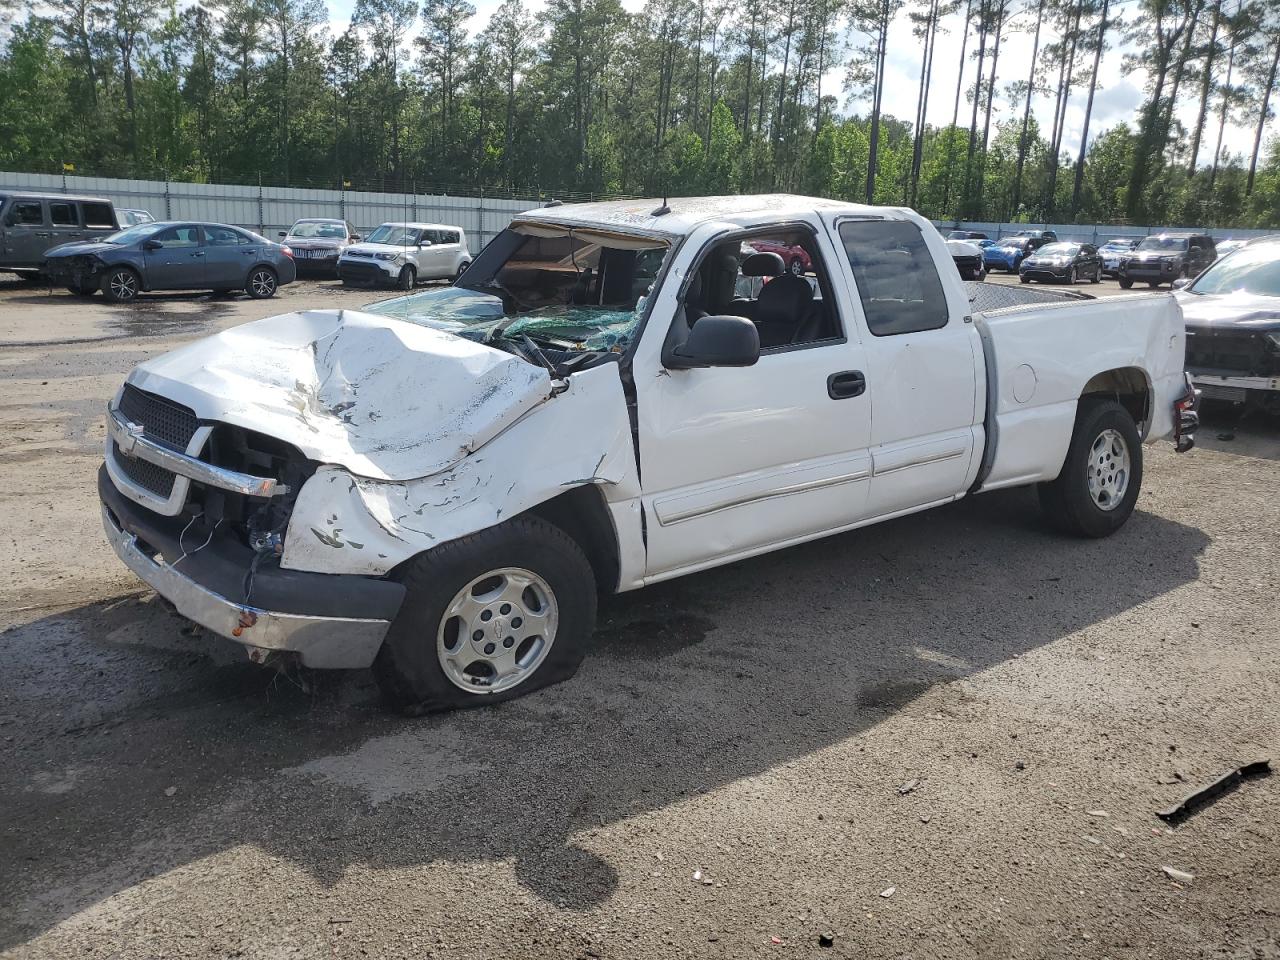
[1018,241,1104,284]
[0,191,119,279]
[337,221,470,289]
[279,218,359,277]
[1119,233,1216,289]
[42,221,297,301]
[98,195,1199,713]
[1177,235,1280,416]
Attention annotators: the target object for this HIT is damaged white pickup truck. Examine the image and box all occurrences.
[100,195,1199,711]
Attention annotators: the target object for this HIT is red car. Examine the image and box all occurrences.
[746,239,811,276]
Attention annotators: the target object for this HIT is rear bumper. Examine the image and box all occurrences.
[99,466,404,669]
[1173,373,1199,454]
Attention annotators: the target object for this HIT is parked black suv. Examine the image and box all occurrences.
[1118,233,1216,289]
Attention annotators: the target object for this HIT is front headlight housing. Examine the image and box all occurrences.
[374,252,402,262]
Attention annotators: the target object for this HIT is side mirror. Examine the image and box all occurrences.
[418,240,433,248]
[350,234,360,242]
[1172,277,1192,290]
[278,231,287,237]
[667,315,760,370]
[142,238,163,251]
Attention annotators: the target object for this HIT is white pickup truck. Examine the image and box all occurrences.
[99,195,1199,712]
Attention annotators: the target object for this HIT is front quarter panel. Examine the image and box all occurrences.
[281,362,642,579]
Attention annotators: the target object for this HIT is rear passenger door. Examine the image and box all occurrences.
[823,215,984,519]
[47,199,85,248]
[203,225,249,288]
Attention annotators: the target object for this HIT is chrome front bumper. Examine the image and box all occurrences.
[102,506,392,669]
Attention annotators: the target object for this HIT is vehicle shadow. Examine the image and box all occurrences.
[0,487,1209,948]
[1195,403,1280,461]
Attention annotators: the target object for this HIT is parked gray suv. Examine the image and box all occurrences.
[0,192,119,278]
[41,221,297,301]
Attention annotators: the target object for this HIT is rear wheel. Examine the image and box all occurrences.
[374,515,597,714]
[789,256,805,276]
[245,266,277,299]
[1067,265,1077,284]
[1019,274,1030,283]
[101,266,141,303]
[1091,266,1102,283]
[1038,399,1142,538]
[453,260,471,282]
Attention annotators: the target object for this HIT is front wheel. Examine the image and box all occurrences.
[1038,399,1143,538]
[246,266,278,299]
[1091,267,1102,284]
[67,281,95,297]
[1119,277,1134,289]
[101,266,141,303]
[374,515,597,714]
[1019,274,1030,283]
[789,257,805,276]
[1067,266,1077,284]
[396,265,416,290]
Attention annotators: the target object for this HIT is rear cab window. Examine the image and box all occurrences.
[838,220,949,337]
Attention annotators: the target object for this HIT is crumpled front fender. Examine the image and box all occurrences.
[281,364,640,577]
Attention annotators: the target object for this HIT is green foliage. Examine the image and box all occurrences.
[0,0,1276,227]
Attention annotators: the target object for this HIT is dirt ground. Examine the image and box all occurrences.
[1,273,1277,960]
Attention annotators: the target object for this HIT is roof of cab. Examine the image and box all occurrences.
[516,194,901,237]
[375,221,465,231]
[2,191,113,204]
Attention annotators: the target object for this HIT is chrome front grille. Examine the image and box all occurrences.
[111,439,176,497]
[118,384,199,451]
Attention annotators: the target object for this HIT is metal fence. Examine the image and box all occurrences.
[5,171,1274,247]
[934,220,1276,243]
[0,171,548,247]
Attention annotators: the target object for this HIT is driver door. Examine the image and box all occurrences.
[632,222,874,581]
[145,224,204,288]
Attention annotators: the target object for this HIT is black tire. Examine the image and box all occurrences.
[1037,399,1143,539]
[67,281,95,297]
[1147,281,1160,288]
[396,265,415,290]
[245,266,277,299]
[1119,277,1133,289]
[1019,274,1030,283]
[1091,267,1101,284]
[101,266,141,303]
[374,515,597,714]
[15,270,41,283]
[1067,265,1077,284]
[453,260,470,281]
[789,256,805,276]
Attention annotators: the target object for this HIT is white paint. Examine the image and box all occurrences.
[108,195,1191,612]
[128,308,552,482]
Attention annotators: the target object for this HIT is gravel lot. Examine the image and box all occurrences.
[1,274,1277,959]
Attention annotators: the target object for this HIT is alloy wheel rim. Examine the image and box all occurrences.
[110,272,136,299]
[251,270,275,296]
[1087,428,1130,511]
[437,567,559,695]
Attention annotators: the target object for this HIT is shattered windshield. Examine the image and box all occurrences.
[370,224,671,356]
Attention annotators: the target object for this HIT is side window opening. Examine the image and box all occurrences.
[50,202,78,226]
[682,230,842,351]
[152,226,200,248]
[839,220,949,337]
[9,200,43,225]
[205,226,241,246]
[81,202,114,228]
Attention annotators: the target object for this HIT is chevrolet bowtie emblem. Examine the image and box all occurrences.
[119,420,145,457]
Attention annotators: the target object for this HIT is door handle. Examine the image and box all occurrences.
[828,370,866,399]
[191,251,205,258]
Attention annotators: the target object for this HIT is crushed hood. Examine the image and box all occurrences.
[126,309,553,481]
[1176,291,1280,328]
